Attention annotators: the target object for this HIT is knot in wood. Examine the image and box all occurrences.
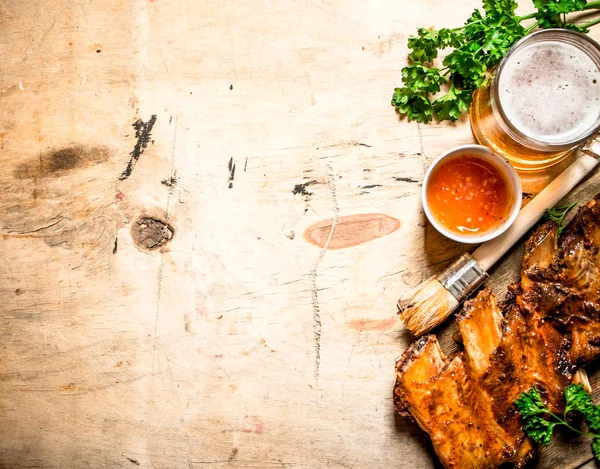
[131,217,174,250]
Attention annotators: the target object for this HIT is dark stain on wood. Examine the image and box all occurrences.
[228,448,238,463]
[14,146,110,179]
[126,458,140,466]
[15,288,23,296]
[393,176,419,183]
[292,180,318,197]
[347,317,397,331]
[131,217,174,250]
[228,157,236,189]
[112,237,118,254]
[3,145,125,257]
[304,213,400,250]
[161,172,177,188]
[57,383,77,392]
[119,115,157,181]
[361,184,382,189]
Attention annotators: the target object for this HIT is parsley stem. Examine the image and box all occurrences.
[562,422,597,438]
[525,22,539,34]
[580,17,600,29]
[548,411,584,435]
[562,423,599,439]
[516,12,537,21]
[547,410,600,439]
[584,0,600,10]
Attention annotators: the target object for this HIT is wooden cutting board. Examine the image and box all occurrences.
[1,1,600,468]
[432,167,600,469]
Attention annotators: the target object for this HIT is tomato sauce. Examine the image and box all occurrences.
[426,155,512,235]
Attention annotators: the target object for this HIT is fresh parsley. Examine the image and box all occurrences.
[516,385,600,460]
[392,0,600,123]
[534,0,590,31]
[545,202,577,235]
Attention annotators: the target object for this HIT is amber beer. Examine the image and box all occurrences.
[470,29,600,171]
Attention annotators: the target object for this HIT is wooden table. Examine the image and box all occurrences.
[1,1,599,468]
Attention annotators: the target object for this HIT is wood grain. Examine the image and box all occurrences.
[0,1,599,468]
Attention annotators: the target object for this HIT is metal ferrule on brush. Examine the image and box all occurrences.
[437,253,488,304]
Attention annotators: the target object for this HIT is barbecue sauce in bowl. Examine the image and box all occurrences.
[426,155,513,235]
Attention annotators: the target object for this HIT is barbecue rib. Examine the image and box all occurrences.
[394,194,600,469]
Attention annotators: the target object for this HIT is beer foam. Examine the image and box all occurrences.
[497,40,600,144]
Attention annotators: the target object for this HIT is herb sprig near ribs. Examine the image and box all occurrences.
[516,385,600,460]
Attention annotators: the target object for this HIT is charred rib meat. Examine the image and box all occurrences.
[394,194,600,469]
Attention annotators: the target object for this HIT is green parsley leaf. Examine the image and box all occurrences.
[407,28,440,63]
[483,0,520,18]
[565,383,594,414]
[517,385,600,461]
[515,387,550,419]
[407,28,463,63]
[592,439,600,460]
[392,0,600,123]
[524,416,558,445]
[559,0,587,13]
[402,64,448,94]
[545,202,576,235]
[584,405,600,433]
[565,384,600,433]
[432,85,473,121]
[534,0,589,29]
[443,50,487,89]
[391,87,434,124]
[564,22,590,33]
[515,388,561,445]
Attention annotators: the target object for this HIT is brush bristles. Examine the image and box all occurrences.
[397,276,459,336]
[573,368,592,394]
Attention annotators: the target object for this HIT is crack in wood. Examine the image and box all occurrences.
[308,156,339,382]
[7,217,65,235]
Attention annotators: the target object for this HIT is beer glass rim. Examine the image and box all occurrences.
[492,28,600,151]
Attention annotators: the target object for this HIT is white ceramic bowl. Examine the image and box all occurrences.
[422,144,522,244]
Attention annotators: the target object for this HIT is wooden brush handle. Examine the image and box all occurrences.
[472,150,600,271]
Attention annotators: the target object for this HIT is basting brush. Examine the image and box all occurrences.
[399,148,600,337]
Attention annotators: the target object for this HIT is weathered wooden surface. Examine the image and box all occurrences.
[1,1,600,468]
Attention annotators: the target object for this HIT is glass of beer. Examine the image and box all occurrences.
[470,29,600,171]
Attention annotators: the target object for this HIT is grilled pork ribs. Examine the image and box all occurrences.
[394,194,600,469]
